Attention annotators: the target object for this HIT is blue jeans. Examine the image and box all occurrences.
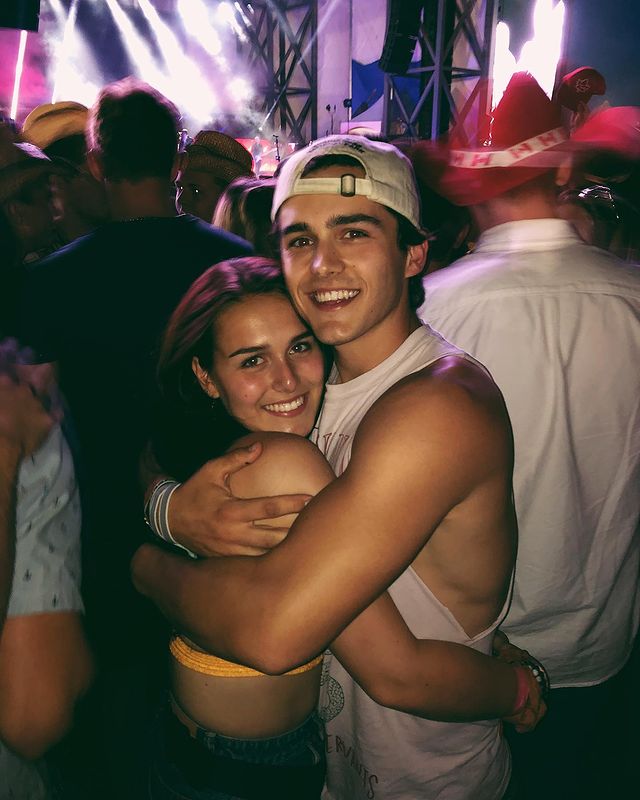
[149,702,326,800]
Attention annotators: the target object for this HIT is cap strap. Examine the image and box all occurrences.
[291,175,374,198]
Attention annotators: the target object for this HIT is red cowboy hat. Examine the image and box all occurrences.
[411,71,640,207]
[410,72,570,207]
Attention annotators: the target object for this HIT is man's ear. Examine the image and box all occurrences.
[86,150,104,182]
[4,199,23,227]
[404,240,429,278]
[172,151,188,183]
[191,357,220,399]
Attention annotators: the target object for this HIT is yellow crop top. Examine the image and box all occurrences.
[170,634,323,678]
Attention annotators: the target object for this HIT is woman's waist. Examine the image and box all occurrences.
[170,634,323,738]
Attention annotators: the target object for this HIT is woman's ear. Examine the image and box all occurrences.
[191,357,220,399]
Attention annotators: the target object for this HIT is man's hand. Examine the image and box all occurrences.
[0,375,55,457]
[167,443,310,557]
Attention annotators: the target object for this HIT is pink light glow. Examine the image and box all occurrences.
[10,30,28,120]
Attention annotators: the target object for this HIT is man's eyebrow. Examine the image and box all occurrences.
[280,214,383,237]
[328,213,383,229]
[280,222,312,238]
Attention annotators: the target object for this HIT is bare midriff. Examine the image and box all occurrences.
[170,637,323,739]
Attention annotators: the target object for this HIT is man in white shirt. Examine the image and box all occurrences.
[417,72,640,799]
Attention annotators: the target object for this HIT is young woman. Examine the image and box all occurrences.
[147,257,546,800]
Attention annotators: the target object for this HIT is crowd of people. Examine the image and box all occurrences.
[0,68,638,800]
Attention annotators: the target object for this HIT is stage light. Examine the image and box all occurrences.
[228,76,253,103]
[51,0,78,102]
[216,1,246,41]
[176,0,222,57]
[137,0,217,122]
[105,0,172,98]
[517,0,565,98]
[491,22,517,110]
[10,29,28,120]
[492,0,565,107]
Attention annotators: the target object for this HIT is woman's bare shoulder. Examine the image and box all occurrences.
[229,432,334,499]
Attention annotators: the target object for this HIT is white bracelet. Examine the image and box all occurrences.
[144,479,197,558]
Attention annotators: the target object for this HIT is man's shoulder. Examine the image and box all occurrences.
[423,241,640,310]
[365,355,503,439]
[30,230,98,275]
[174,214,253,253]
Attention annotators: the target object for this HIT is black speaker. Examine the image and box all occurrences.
[0,0,41,32]
[379,0,423,75]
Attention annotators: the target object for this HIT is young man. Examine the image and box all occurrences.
[133,135,539,799]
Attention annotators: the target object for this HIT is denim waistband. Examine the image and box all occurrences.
[160,702,326,799]
[169,696,325,763]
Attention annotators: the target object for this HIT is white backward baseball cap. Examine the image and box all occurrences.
[271,134,424,231]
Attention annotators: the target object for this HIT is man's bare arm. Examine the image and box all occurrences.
[140,439,311,557]
[133,365,510,673]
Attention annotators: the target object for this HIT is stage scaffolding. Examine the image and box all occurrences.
[235,0,317,145]
[382,0,498,141]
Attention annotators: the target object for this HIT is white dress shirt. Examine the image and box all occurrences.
[420,219,640,687]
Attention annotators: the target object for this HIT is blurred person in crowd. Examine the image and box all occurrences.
[176,129,254,222]
[0,126,61,336]
[0,345,92,800]
[251,134,264,177]
[17,77,252,800]
[22,101,109,243]
[415,72,640,800]
[213,176,278,258]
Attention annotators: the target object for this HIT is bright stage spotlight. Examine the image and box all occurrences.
[137,0,218,124]
[492,0,565,107]
[228,76,253,104]
[216,1,247,42]
[176,0,223,57]
[105,0,172,98]
[10,30,28,120]
[517,0,565,98]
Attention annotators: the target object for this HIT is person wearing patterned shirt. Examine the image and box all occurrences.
[0,360,92,800]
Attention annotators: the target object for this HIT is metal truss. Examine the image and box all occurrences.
[383,0,497,141]
[235,0,317,145]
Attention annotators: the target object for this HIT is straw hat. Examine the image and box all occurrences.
[22,101,88,151]
[185,130,254,183]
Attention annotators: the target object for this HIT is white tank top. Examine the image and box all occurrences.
[315,325,511,800]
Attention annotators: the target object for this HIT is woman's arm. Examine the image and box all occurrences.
[332,594,520,721]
